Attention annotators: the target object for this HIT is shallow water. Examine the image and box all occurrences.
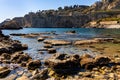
[2,28,120,60]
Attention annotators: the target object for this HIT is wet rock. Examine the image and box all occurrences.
[27,60,41,70]
[45,53,80,74]
[0,67,11,78]
[31,68,48,80]
[16,76,30,80]
[11,52,31,63]
[80,57,95,70]
[44,44,52,48]
[74,38,116,45]
[95,56,111,66]
[1,53,11,60]
[21,62,27,67]
[11,43,28,51]
[74,39,98,45]
[23,34,38,38]
[37,37,45,41]
[44,40,71,46]
[0,48,9,54]
[48,48,56,54]
[80,54,95,70]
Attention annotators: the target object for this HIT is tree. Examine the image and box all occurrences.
[58,7,62,11]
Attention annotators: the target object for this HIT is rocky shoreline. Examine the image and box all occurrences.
[1,30,120,80]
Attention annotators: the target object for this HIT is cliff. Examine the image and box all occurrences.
[1,0,120,28]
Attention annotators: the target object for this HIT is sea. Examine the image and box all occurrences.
[2,28,120,60]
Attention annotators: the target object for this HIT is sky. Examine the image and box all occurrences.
[0,0,98,22]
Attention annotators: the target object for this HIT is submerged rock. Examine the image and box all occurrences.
[45,53,80,74]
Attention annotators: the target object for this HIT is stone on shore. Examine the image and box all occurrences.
[80,54,95,70]
[27,60,41,70]
[11,52,32,63]
[31,68,49,80]
[45,53,80,74]
[95,56,111,66]
[0,67,11,78]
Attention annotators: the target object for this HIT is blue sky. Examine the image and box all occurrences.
[0,0,98,22]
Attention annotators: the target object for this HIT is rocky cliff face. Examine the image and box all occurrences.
[9,10,90,28]
[90,0,120,11]
[1,0,120,28]
[0,20,22,29]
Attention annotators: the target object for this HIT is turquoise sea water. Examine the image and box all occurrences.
[2,28,120,60]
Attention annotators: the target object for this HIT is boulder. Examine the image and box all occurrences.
[80,54,95,70]
[11,43,28,51]
[94,56,111,66]
[0,67,11,78]
[45,53,80,74]
[27,60,41,70]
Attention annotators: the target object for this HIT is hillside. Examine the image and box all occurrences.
[1,0,120,29]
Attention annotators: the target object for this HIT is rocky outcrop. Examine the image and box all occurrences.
[45,53,80,74]
[0,20,22,29]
